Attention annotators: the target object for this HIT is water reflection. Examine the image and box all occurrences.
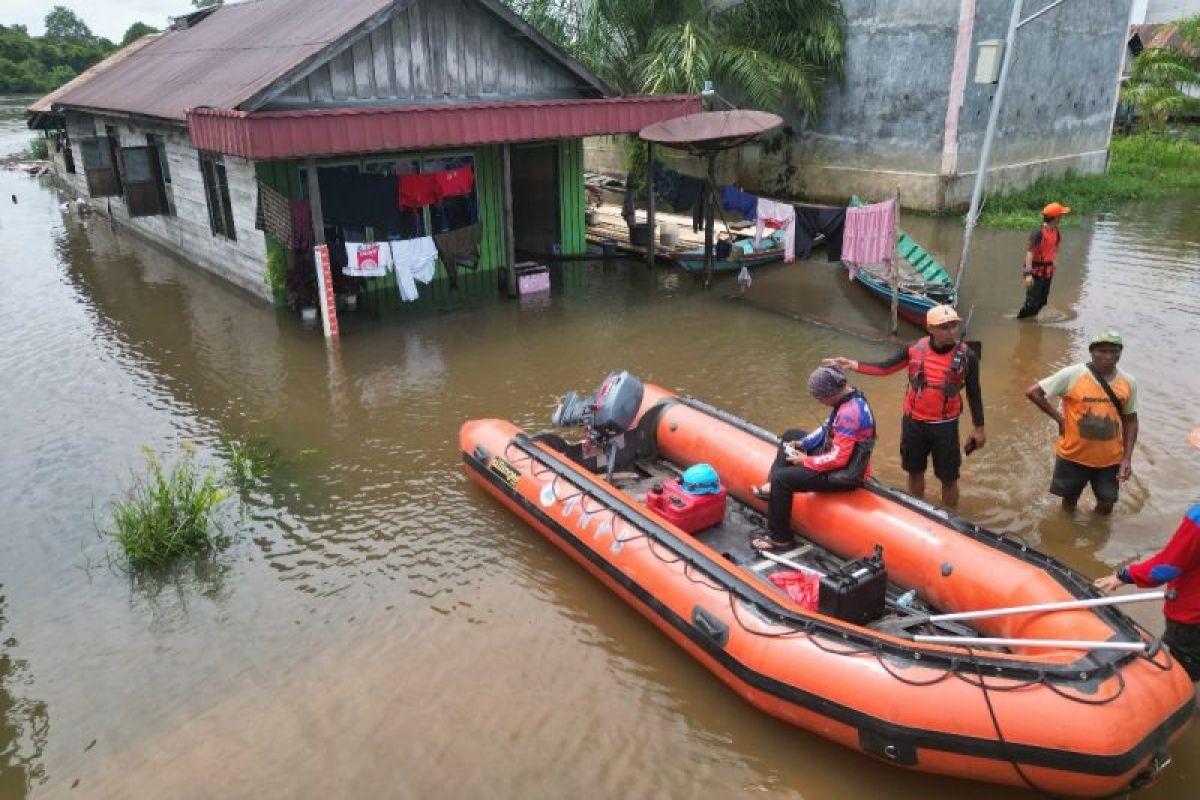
[0,593,49,798]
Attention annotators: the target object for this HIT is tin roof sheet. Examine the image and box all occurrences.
[49,0,397,121]
[41,0,615,123]
[187,96,702,159]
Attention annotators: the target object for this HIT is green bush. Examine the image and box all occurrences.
[108,449,232,570]
[26,137,49,160]
[979,133,1200,229]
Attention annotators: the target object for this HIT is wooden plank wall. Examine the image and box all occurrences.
[60,112,271,302]
[273,0,586,107]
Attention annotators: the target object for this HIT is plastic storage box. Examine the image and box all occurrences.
[516,262,550,296]
[645,479,727,534]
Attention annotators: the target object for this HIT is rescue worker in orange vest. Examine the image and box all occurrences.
[824,305,985,507]
[1017,202,1070,319]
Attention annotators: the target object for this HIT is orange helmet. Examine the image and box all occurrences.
[926,304,960,327]
[1042,202,1071,217]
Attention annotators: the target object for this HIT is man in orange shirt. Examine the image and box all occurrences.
[1025,329,1138,514]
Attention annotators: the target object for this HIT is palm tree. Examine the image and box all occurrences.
[513,0,845,116]
[1122,15,1200,128]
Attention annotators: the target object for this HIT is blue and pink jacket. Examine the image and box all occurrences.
[797,390,877,483]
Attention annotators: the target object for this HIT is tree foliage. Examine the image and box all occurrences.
[1122,14,1200,128]
[43,6,94,42]
[507,0,845,116]
[0,10,151,94]
[121,22,159,47]
[192,0,224,8]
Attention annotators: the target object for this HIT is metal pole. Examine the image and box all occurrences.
[1015,0,1069,30]
[759,549,826,577]
[646,141,656,269]
[953,0,1024,296]
[913,635,1147,652]
[925,589,1166,624]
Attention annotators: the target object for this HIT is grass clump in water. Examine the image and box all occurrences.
[108,449,232,570]
[222,434,280,489]
[979,133,1200,229]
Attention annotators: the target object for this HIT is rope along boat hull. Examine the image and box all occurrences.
[460,385,1194,795]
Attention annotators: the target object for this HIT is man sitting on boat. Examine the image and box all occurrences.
[750,365,877,553]
[824,304,985,508]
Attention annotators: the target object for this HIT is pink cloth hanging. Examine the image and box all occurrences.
[842,199,897,265]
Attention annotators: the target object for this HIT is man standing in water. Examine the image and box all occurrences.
[824,304,985,507]
[1025,329,1138,514]
[1017,202,1070,319]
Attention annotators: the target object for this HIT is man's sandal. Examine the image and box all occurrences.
[751,536,794,554]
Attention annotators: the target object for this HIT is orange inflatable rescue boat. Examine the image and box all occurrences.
[460,372,1195,796]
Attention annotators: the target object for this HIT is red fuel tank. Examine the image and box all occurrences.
[645,479,727,534]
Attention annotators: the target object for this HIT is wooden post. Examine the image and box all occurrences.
[703,153,716,288]
[306,158,325,246]
[502,143,517,297]
[888,189,901,336]
[646,141,656,268]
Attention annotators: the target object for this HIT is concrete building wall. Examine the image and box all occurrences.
[733,0,1132,210]
[1141,0,1200,23]
[61,111,270,302]
[944,0,1131,207]
[744,0,962,209]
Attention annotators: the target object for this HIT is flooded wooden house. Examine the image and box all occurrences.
[28,0,696,311]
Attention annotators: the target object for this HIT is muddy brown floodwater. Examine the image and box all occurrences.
[2,96,1198,798]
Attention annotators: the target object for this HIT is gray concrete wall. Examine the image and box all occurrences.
[745,0,962,206]
[735,0,1131,210]
[952,0,1130,198]
[60,112,271,302]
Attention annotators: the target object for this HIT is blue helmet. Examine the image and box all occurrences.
[680,463,721,495]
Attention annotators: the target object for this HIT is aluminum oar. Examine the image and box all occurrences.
[912,635,1149,652]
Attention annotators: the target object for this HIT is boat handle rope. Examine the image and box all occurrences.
[494,437,1151,693]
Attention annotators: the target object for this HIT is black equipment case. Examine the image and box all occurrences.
[818,547,888,625]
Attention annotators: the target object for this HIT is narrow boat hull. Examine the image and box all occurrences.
[461,386,1194,795]
[851,268,944,326]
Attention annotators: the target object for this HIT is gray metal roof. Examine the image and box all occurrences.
[44,0,612,123]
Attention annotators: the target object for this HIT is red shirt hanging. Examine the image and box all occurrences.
[398,173,442,208]
[434,165,474,198]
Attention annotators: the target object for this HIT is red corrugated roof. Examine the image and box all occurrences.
[187,96,702,159]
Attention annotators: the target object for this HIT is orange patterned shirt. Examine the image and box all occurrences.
[1038,364,1138,468]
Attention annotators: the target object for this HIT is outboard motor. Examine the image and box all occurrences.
[552,371,645,482]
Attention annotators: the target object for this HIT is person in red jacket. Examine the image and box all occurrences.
[825,304,985,507]
[1095,504,1200,680]
[1017,201,1069,319]
[750,365,876,553]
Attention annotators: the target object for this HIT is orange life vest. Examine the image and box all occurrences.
[1030,224,1060,278]
[904,337,969,422]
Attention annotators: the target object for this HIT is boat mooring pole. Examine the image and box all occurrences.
[888,188,900,335]
[703,153,716,288]
[913,635,1148,652]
